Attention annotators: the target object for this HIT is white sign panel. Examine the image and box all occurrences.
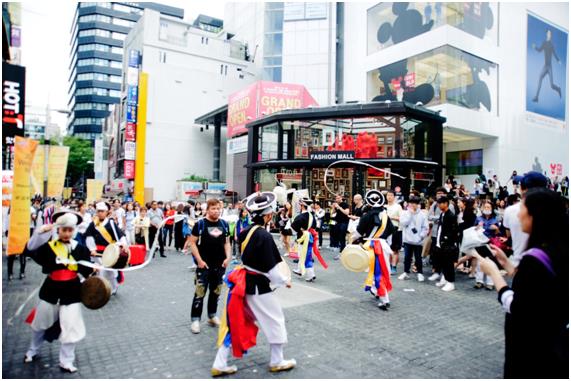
[127,67,139,86]
[227,135,248,155]
[124,141,136,160]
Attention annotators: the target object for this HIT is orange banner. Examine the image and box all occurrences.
[7,137,38,255]
[30,145,45,197]
[47,145,69,198]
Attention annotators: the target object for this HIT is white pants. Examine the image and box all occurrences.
[95,257,119,292]
[27,300,86,367]
[297,265,315,281]
[212,292,288,368]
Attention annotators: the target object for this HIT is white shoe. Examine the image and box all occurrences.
[191,320,200,334]
[397,272,410,280]
[211,365,238,377]
[59,364,78,373]
[435,275,447,287]
[269,359,296,372]
[417,273,425,282]
[207,316,221,327]
[428,273,440,281]
[441,282,455,292]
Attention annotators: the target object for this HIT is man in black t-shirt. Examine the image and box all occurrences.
[332,194,350,258]
[188,199,231,334]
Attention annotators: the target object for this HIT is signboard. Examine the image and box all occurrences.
[124,141,136,160]
[227,135,248,154]
[125,122,136,141]
[128,49,140,68]
[2,170,14,208]
[208,182,227,191]
[124,160,135,179]
[226,81,319,138]
[126,105,137,123]
[550,163,563,176]
[30,146,45,197]
[127,86,138,105]
[276,171,303,181]
[94,138,103,177]
[310,150,355,162]
[127,67,139,86]
[2,62,26,148]
[86,179,104,204]
[304,3,328,19]
[177,181,203,199]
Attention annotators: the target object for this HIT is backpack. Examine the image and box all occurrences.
[196,218,229,245]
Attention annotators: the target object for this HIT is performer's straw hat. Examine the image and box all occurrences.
[365,189,385,208]
[52,209,83,228]
[244,192,277,218]
[340,244,371,273]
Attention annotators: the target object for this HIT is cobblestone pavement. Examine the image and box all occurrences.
[3,236,505,379]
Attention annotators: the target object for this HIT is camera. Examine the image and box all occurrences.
[411,228,418,234]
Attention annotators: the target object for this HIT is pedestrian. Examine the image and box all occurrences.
[427,188,455,282]
[75,200,92,247]
[477,188,568,379]
[331,194,350,259]
[234,208,251,261]
[313,202,325,248]
[434,196,459,292]
[134,207,150,250]
[23,210,94,373]
[455,198,477,276]
[278,203,293,255]
[398,196,429,282]
[503,171,548,267]
[473,200,500,290]
[561,176,569,196]
[347,194,364,244]
[211,192,295,376]
[188,199,231,334]
[174,204,186,252]
[386,190,403,275]
[112,200,126,232]
[147,201,165,258]
[162,203,175,248]
[124,202,136,245]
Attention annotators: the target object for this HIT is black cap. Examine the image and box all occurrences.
[521,171,548,190]
[437,196,449,204]
[408,196,421,204]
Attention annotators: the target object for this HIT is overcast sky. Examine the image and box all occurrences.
[20,1,227,129]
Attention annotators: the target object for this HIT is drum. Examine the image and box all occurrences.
[81,276,112,309]
[340,244,372,273]
[102,244,131,269]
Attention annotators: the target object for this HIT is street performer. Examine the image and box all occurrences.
[352,190,395,310]
[291,197,328,282]
[211,192,296,376]
[22,209,94,373]
[84,201,128,295]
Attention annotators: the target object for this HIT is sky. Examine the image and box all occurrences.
[20,1,227,130]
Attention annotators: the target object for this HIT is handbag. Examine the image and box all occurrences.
[460,226,489,253]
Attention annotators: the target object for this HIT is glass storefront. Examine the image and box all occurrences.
[367,45,498,114]
[367,2,499,54]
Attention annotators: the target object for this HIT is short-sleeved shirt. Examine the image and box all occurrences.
[148,208,163,226]
[191,218,229,268]
[334,202,350,224]
[503,203,529,266]
[386,202,403,230]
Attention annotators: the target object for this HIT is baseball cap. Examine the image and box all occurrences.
[521,171,548,190]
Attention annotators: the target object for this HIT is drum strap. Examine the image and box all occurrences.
[48,240,78,272]
[94,218,116,245]
[240,225,261,254]
[367,212,388,242]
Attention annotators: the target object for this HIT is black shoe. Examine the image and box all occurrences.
[473,282,484,289]
[8,275,13,282]
[19,273,25,280]
[160,253,167,258]
[305,277,316,282]
[378,303,388,311]
[385,303,391,309]
[292,269,302,276]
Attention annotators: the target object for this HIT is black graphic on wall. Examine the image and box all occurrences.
[377,3,434,46]
[457,54,493,111]
[458,3,494,40]
[371,59,435,105]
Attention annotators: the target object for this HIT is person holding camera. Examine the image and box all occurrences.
[398,196,429,282]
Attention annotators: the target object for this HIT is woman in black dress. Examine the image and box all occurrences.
[478,189,568,379]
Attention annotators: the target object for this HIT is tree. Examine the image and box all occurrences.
[57,136,94,187]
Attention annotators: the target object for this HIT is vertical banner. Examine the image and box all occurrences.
[134,72,148,205]
[7,136,38,255]
[86,179,103,204]
[47,145,69,198]
[29,145,45,197]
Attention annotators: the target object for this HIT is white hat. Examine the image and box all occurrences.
[365,190,385,208]
[96,201,110,211]
[245,192,277,217]
[53,210,83,228]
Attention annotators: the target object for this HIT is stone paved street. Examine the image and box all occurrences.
[3,237,505,379]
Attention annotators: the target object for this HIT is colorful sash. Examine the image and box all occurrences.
[93,218,115,245]
[48,240,78,272]
[308,228,328,269]
[363,212,392,296]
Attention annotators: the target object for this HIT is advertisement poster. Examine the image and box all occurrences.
[526,13,568,121]
[2,62,26,148]
[227,82,258,138]
[124,160,135,179]
[47,145,69,197]
[7,137,38,255]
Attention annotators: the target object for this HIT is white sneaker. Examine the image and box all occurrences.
[191,320,200,334]
[211,365,238,377]
[435,275,447,287]
[397,272,410,280]
[441,282,455,292]
[59,364,78,373]
[417,273,425,282]
[428,273,441,281]
[269,359,296,372]
[207,316,221,327]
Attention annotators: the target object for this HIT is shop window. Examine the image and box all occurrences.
[446,149,483,175]
[367,45,498,114]
[367,2,498,55]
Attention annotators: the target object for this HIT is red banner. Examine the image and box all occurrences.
[124,160,135,179]
[125,122,136,141]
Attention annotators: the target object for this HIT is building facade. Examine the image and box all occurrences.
[68,2,183,141]
[116,9,258,201]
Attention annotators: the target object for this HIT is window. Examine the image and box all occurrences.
[111,46,123,55]
[78,43,110,52]
[74,117,105,126]
[110,60,122,69]
[75,103,109,111]
[112,18,134,27]
[109,75,122,83]
[112,32,126,41]
[112,3,135,13]
[263,3,283,82]
[78,29,111,38]
[79,2,97,8]
[79,14,111,23]
[367,45,498,114]
[109,90,121,98]
[75,87,120,98]
[367,2,498,54]
[446,149,483,175]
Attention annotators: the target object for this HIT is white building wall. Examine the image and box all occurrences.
[343,2,569,186]
[124,10,257,200]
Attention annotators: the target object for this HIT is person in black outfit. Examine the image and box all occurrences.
[332,194,350,258]
[532,29,562,102]
[479,189,568,379]
[434,196,459,292]
[174,204,186,252]
[188,199,231,334]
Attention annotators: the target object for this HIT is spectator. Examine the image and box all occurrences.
[434,196,459,292]
[163,203,176,248]
[478,188,568,379]
[386,190,403,275]
[331,194,350,259]
[124,202,136,245]
[278,203,293,254]
[148,201,165,257]
[174,204,186,252]
[456,198,477,276]
[134,207,151,250]
[313,202,325,248]
[428,188,456,282]
[398,196,429,282]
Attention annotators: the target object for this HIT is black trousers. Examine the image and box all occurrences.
[329,224,338,248]
[7,254,26,276]
[317,227,323,247]
[191,267,225,320]
[403,243,423,274]
[435,245,458,282]
[149,226,164,254]
[336,222,348,251]
[174,221,185,250]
